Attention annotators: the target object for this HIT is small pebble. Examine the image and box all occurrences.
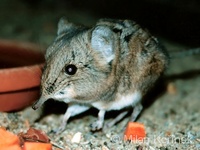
[102,145,109,150]
[71,132,82,143]
[167,82,177,95]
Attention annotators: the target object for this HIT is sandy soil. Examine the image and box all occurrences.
[0,0,200,149]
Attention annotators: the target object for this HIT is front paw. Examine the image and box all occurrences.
[90,120,103,131]
[53,122,67,134]
[55,125,66,134]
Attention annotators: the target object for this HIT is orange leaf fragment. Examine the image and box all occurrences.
[124,122,146,141]
[0,128,20,147]
[23,142,52,150]
[0,144,22,150]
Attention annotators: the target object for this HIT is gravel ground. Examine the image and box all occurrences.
[0,0,200,149]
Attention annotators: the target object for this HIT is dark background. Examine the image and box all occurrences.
[0,0,200,47]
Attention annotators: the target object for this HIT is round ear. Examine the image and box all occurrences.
[91,26,116,63]
[57,17,76,35]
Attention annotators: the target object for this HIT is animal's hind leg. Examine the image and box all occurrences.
[130,103,143,121]
[104,110,129,129]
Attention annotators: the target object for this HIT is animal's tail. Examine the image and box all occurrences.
[170,48,200,59]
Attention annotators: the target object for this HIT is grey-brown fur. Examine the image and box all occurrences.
[32,18,169,132]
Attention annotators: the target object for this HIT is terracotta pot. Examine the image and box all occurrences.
[0,39,45,112]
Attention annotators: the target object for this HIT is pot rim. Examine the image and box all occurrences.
[0,39,44,93]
